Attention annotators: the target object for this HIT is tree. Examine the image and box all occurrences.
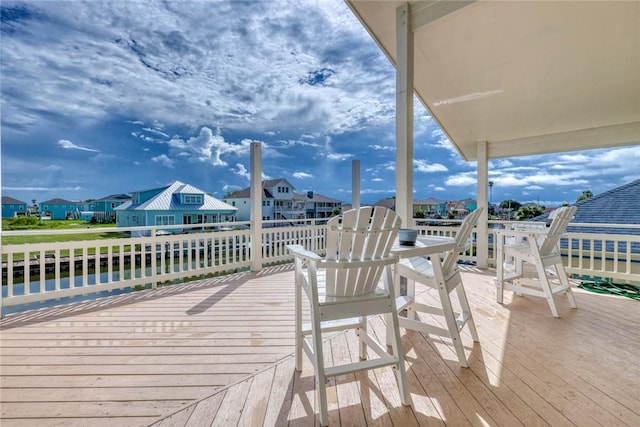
[515,205,545,220]
[488,181,494,204]
[576,190,593,202]
[499,199,521,211]
[414,209,425,219]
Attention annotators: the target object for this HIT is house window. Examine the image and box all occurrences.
[156,215,175,226]
[183,194,203,204]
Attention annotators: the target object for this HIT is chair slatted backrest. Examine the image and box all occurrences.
[324,206,401,297]
[539,206,577,255]
[441,207,484,274]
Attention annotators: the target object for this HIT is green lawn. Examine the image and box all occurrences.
[2,218,129,245]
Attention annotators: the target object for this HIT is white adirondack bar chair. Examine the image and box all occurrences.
[495,205,578,317]
[393,207,483,368]
[287,206,411,426]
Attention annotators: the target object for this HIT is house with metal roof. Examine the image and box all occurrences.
[115,181,237,233]
[224,178,341,221]
[89,194,132,223]
[1,196,27,218]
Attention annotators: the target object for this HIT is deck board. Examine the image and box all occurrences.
[2,264,639,426]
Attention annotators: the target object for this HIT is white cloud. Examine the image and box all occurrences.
[151,154,174,168]
[233,163,250,180]
[58,139,99,152]
[414,159,448,173]
[1,1,396,137]
[293,172,313,179]
[326,153,354,161]
[446,172,477,186]
[370,144,393,151]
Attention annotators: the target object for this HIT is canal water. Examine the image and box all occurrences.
[1,264,187,316]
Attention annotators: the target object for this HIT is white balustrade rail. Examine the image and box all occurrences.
[2,219,637,316]
[1,220,326,316]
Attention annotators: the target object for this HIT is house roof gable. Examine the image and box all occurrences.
[2,196,27,205]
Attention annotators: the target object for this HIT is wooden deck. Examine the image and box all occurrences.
[1,264,639,426]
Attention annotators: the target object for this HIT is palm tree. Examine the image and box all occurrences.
[488,181,494,204]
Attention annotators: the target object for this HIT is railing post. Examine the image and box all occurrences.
[250,142,263,271]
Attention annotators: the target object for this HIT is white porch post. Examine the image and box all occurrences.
[396,3,414,227]
[476,141,489,268]
[352,159,360,210]
[250,142,262,272]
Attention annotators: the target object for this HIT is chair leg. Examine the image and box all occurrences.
[556,263,578,309]
[438,283,468,367]
[311,312,329,426]
[456,284,479,342]
[496,244,505,304]
[358,316,367,360]
[389,308,412,406]
[294,273,303,371]
[535,263,560,318]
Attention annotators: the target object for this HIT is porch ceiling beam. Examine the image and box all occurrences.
[486,122,640,159]
[410,0,476,32]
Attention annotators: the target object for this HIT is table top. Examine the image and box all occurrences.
[391,235,455,258]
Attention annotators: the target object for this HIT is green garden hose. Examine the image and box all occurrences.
[577,277,640,301]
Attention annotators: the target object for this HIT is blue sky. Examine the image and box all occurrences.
[2,1,638,207]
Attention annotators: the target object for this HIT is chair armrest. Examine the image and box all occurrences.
[495,229,548,239]
[287,244,321,262]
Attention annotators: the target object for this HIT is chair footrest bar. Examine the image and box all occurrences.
[301,317,364,335]
[399,317,450,338]
[325,355,399,378]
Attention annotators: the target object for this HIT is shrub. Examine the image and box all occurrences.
[4,216,40,229]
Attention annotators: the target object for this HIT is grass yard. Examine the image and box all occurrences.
[2,217,128,245]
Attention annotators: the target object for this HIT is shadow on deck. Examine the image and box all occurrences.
[1,265,639,426]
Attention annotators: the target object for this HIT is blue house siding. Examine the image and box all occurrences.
[116,181,237,235]
[2,197,27,218]
[40,199,81,220]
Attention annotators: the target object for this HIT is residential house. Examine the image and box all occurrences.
[445,199,477,218]
[373,197,396,211]
[224,178,340,221]
[374,197,478,219]
[91,194,131,222]
[413,197,446,218]
[537,179,640,237]
[40,198,81,220]
[1,196,27,218]
[296,191,342,219]
[115,181,237,234]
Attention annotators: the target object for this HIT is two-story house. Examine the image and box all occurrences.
[92,194,131,222]
[1,196,28,218]
[40,198,82,220]
[224,179,341,221]
[115,181,237,234]
[413,197,447,218]
[297,191,342,219]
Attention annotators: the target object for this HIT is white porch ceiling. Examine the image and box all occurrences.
[346,0,640,161]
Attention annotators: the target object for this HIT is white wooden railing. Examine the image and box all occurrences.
[2,219,638,316]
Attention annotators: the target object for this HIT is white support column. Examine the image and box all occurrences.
[352,159,360,210]
[250,142,263,272]
[476,141,489,268]
[396,2,414,227]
